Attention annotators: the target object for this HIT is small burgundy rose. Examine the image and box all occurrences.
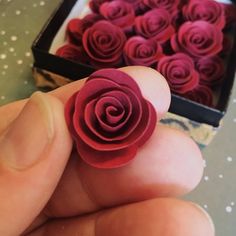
[67,14,103,45]
[65,69,157,168]
[171,21,223,58]
[222,3,236,28]
[157,53,199,94]
[55,44,87,63]
[123,36,164,66]
[89,0,111,13]
[120,0,148,15]
[196,56,225,87]
[182,0,225,30]
[82,20,126,68]
[142,0,180,13]
[221,34,234,57]
[183,85,214,107]
[99,0,135,32]
[134,9,175,43]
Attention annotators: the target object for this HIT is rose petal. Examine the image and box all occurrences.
[123,36,164,66]
[196,56,225,87]
[75,137,137,168]
[171,20,223,57]
[182,0,225,30]
[134,9,175,43]
[82,20,126,67]
[55,44,87,63]
[183,85,214,107]
[142,0,180,13]
[99,0,135,33]
[157,53,199,94]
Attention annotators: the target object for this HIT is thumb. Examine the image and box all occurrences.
[0,92,72,236]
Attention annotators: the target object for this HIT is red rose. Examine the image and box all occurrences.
[65,69,157,168]
[171,21,223,57]
[222,3,236,28]
[195,56,225,87]
[89,0,111,13]
[55,44,87,63]
[99,0,135,32]
[142,0,180,13]
[82,20,126,68]
[183,85,213,107]
[66,14,103,45]
[182,0,225,30]
[123,36,164,66]
[120,0,148,15]
[157,53,199,94]
[134,9,175,43]
[221,34,234,57]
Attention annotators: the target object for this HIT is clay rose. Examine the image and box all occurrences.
[55,44,87,63]
[89,0,111,13]
[183,85,213,107]
[123,36,164,66]
[142,0,180,13]
[67,14,103,45]
[182,0,225,30]
[82,20,126,68]
[99,0,135,32]
[65,69,157,168]
[157,53,199,94]
[134,9,175,43]
[171,21,223,58]
[195,56,225,87]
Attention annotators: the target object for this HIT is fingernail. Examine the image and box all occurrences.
[0,92,55,169]
[191,203,215,234]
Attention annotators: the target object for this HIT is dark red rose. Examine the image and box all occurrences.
[134,9,175,43]
[65,69,157,169]
[182,0,225,30]
[195,56,225,87]
[66,14,103,45]
[157,53,199,94]
[82,20,126,68]
[171,21,223,57]
[222,3,236,28]
[142,0,180,13]
[89,0,111,13]
[120,0,148,15]
[55,44,87,63]
[99,0,135,32]
[183,85,213,107]
[221,34,234,57]
[123,36,164,66]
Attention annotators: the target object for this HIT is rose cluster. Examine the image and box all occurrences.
[56,0,236,107]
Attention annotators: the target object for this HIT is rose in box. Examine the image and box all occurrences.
[55,0,236,108]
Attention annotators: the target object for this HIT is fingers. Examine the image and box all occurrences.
[28,198,215,236]
[45,125,203,217]
[0,66,170,135]
[0,92,72,236]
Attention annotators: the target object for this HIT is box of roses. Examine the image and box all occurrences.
[31,0,236,147]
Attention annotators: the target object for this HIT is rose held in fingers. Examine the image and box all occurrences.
[65,69,157,169]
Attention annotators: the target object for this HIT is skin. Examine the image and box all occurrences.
[0,66,214,236]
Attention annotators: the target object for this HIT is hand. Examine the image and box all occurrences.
[0,66,214,236]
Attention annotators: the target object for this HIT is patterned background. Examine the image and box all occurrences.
[0,0,236,235]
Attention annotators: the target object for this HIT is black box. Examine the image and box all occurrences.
[31,0,236,146]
